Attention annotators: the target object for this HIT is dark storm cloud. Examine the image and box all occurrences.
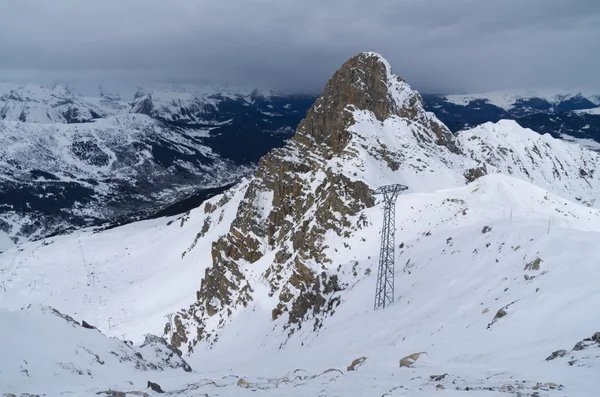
[0,0,598,93]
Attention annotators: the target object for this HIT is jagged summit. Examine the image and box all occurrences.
[164,54,476,351]
[296,52,456,154]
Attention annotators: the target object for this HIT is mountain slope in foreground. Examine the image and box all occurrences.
[1,53,599,396]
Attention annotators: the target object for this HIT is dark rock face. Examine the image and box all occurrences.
[546,349,568,361]
[465,164,487,183]
[295,53,457,154]
[544,331,600,365]
[147,381,164,393]
[81,320,96,329]
[295,54,393,154]
[572,331,600,351]
[168,53,462,352]
[139,334,192,373]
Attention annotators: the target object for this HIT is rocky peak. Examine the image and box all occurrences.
[295,52,457,154]
[167,52,466,353]
[130,93,154,116]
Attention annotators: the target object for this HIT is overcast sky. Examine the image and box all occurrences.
[0,0,598,94]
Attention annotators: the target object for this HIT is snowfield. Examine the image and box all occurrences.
[1,173,599,396]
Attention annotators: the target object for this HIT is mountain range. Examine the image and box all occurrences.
[1,53,598,396]
[2,76,599,248]
[0,83,315,246]
[423,90,600,150]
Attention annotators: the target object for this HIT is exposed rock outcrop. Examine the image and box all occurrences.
[166,53,473,352]
[399,352,427,367]
[165,52,600,354]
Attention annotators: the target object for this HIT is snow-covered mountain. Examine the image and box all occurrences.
[440,90,600,114]
[0,83,119,123]
[0,82,316,246]
[0,82,293,125]
[1,53,599,396]
[423,90,600,148]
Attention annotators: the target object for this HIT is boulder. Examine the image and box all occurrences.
[545,350,567,361]
[346,356,367,371]
[81,320,96,329]
[399,352,427,367]
[146,381,164,393]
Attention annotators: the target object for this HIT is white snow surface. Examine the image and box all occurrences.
[575,107,600,115]
[0,305,192,393]
[0,181,249,341]
[2,172,599,395]
[560,133,600,151]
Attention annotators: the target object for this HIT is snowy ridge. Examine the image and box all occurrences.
[2,172,599,395]
[164,52,600,355]
[576,107,600,115]
[456,120,600,207]
[443,89,600,111]
[0,182,249,340]
[0,83,119,123]
[423,90,600,148]
[0,81,281,124]
[0,305,191,393]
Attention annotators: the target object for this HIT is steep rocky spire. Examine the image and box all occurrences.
[167,52,462,352]
[294,52,457,153]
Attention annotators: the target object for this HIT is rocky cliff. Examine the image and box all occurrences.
[167,53,474,352]
[166,53,600,353]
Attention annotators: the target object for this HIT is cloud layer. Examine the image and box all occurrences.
[1,0,598,93]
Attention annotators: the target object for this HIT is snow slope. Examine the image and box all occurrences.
[0,182,249,341]
[186,174,600,396]
[0,81,285,125]
[423,90,600,148]
[2,173,599,396]
[0,305,192,395]
[576,107,600,115]
[0,83,120,123]
[456,120,600,207]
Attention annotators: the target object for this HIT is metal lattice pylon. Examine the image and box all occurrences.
[374,184,408,310]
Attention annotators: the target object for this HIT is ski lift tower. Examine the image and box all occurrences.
[374,184,408,310]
